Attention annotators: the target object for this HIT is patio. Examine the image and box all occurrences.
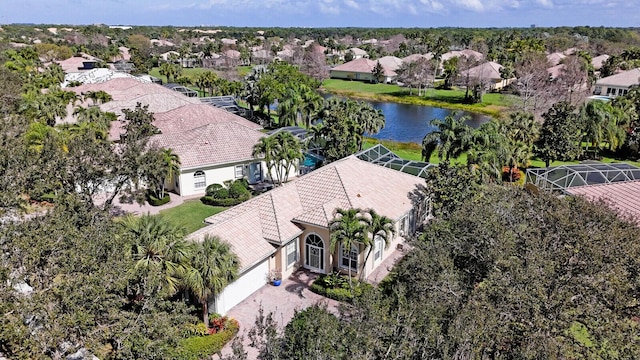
[217,247,406,358]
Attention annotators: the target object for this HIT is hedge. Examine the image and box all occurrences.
[309,274,374,303]
[172,320,239,360]
[147,193,171,206]
[200,194,249,207]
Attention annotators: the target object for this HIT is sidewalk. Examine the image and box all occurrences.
[95,192,201,216]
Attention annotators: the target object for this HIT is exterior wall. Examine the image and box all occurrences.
[177,160,261,197]
[598,85,630,98]
[271,237,302,280]
[330,70,374,82]
[212,259,269,315]
[299,225,332,275]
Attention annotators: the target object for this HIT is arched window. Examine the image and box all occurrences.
[305,234,324,271]
[193,171,206,189]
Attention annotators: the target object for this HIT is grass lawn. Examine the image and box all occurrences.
[363,138,640,169]
[322,79,513,118]
[159,200,227,234]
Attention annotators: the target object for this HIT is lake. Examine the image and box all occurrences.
[367,100,489,144]
[321,95,489,144]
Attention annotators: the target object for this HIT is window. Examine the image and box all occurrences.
[399,216,407,235]
[286,240,298,268]
[235,165,244,179]
[193,171,206,189]
[606,87,612,95]
[374,235,384,261]
[340,244,358,271]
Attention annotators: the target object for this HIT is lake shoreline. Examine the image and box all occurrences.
[319,87,508,119]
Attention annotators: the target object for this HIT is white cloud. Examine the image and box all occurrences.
[344,0,359,9]
[536,0,554,8]
[452,0,484,11]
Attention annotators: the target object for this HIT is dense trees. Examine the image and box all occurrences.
[252,131,305,186]
[535,101,582,166]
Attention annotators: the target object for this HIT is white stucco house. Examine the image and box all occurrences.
[330,58,397,83]
[188,153,424,315]
[594,68,640,98]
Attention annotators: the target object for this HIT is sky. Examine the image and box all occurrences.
[1,0,638,28]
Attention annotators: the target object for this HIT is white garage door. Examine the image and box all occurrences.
[214,260,269,315]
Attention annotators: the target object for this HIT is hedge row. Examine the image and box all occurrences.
[200,194,249,207]
[172,321,239,360]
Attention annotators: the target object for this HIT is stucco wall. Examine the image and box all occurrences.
[177,160,265,197]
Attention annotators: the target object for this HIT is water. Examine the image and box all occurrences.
[322,94,490,144]
[366,100,489,144]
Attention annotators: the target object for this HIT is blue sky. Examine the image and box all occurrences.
[2,0,638,28]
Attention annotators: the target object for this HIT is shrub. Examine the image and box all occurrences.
[229,181,250,199]
[310,273,374,303]
[173,319,239,360]
[147,192,170,206]
[201,196,247,207]
[183,323,209,337]
[205,183,224,196]
[211,188,229,200]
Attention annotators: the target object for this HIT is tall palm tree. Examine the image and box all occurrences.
[159,148,181,198]
[253,135,278,184]
[122,214,190,297]
[422,112,473,162]
[360,209,395,281]
[276,131,305,184]
[185,235,240,326]
[356,102,385,150]
[329,208,370,289]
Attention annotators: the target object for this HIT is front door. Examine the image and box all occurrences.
[305,234,324,273]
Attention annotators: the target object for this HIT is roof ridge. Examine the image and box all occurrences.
[332,164,354,209]
[266,192,283,241]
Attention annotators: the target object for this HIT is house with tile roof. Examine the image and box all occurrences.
[330,58,397,83]
[461,61,514,91]
[594,68,640,98]
[188,155,423,314]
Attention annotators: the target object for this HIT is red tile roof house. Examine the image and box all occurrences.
[187,155,423,314]
[461,61,515,91]
[330,58,398,83]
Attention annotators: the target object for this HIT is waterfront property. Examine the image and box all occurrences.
[330,58,397,83]
[187,153,424,315]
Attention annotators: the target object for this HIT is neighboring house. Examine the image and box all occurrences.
[330,58,397,83]
[547,52,566,66]
[547,64,565,80]
[461,61,514,91]
[591,54,610,71]
[594,68,640,97]
[159,51,180,62]
[150,39,176,47]
[151,121,266,197]
[62,68,146,87]
[55,54,101,73]
[441,49,483,62]
[348,47,368,59]
[402,53,432,64]
[377,56,403,72]
[188,154,423,314]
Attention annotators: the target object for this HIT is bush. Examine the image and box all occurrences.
[211,188,229,200]
[309,273,374,303]
[147,192,170,206]
[200,195,248,207]
[229,181,250,199]
[173,319,239,360]
[205,183,224,196]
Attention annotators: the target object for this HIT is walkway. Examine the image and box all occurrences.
[94,192,201,216]
[217,247,407,358]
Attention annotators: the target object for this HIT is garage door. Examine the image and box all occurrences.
[214,260,269,315]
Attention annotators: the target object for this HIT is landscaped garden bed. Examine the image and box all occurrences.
[172,315,239,360]
[201,179,251,207]
[309,272,373,303]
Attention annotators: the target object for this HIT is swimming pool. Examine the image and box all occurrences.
[303,153,323,168]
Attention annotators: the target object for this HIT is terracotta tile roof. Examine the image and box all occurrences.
[567,181,640,225]
[55,55,98,73]
[196,156,422,269]
[188,208,277,271]
[100,92,200,117]
[592,54,610,70]
[463,61,504,81]
[153,104,262,132]
[547,52,566,66]
[331,58,397,76]
[377,56,403,71]
[150,122,265,169]
[402,54,429,63]
[547,64,565,79]
[596,68,640,88]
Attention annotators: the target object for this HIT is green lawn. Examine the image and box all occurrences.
[159,200,227,234]
[322,79,513,118]
[362,138,640,169]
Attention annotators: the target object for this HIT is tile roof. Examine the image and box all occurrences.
[592,54,609,70]
[150,122,264,169]
[331,58,397,76]
[567,181,640,225]
[402,54,430,63]
[546,52,566,66]
[153,104,262,132]
[195,156,422,270]
[463,61,504,81]
[547,64,565,79]
[377,56,403,71]
[100,92,201,118]
[596,68,640,88]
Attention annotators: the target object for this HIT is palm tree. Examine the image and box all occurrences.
[122,215,191,296]
[329,208,370,290]
[422,113,473,162]
[579,100,620,154]
[371,61,385,84]
[253,135,278,184]
[185,235,240,326]
[356,102,385,150]
[276,131,305,184]
[361,209,395,281]
[159,148,181,198]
